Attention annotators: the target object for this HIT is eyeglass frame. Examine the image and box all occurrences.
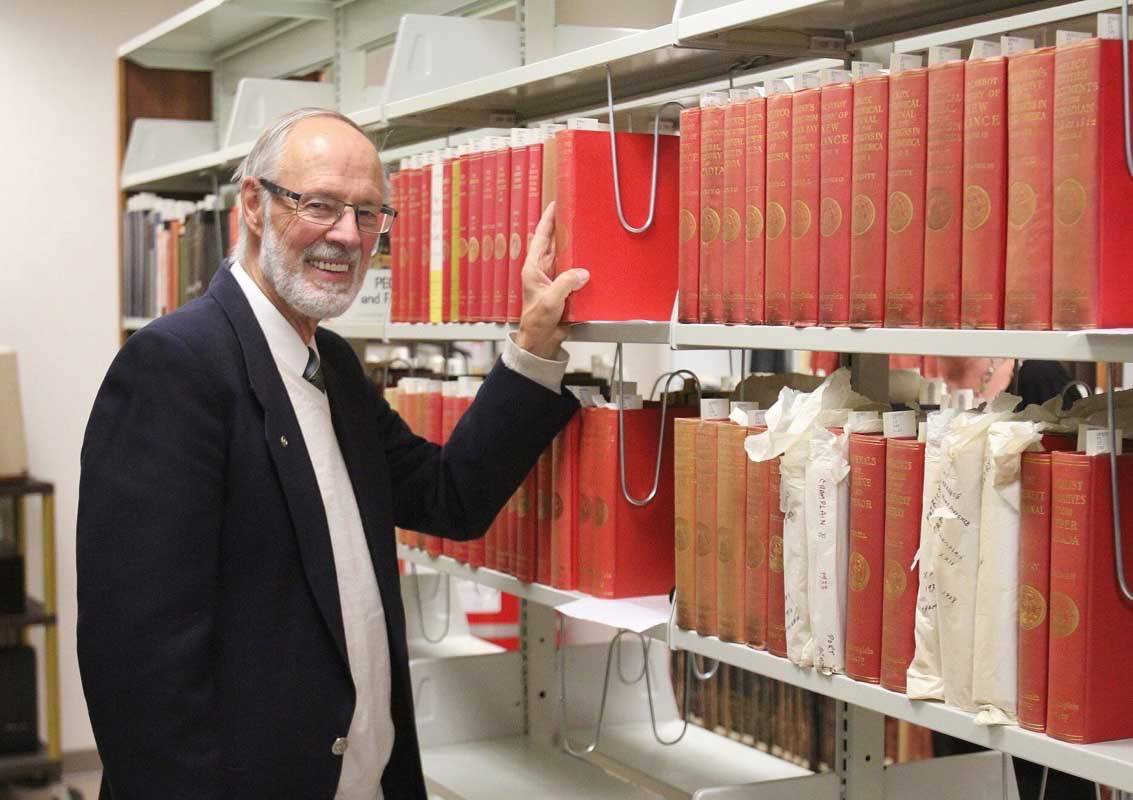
[258,177,398,235]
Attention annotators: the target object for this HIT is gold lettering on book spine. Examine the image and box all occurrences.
[723,207,742,243]
[675,518,691,551]
[1054,178,1087,226]
[791,200,812,239]
[509,232,522,260]
[766,202,787,240]
[769,534,784,572]
[926,187,953,231]
[820,197,842,237]
[680,209,698,243]
[884,558,907,597]
[695,523,713,557]
[468,237,480,262]
[701,207,722,243]
[746,205,764,240]
[746,535,766,569]
[553,491,564,520]
[851,195,876,236]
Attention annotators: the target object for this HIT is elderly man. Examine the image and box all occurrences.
[77,108,589,799]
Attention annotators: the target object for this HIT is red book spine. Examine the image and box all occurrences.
[458,154,471,321]
[790,87,821,326]
[879,438,924,693]
[507,142,528,323]
[484,510,500,570]
[818,81,853,327]
[514,467,538,583]
[576,408,601,594]
[744,97,767,323]
[389,171,404,323]
[764,93,793,325]
[554,133,577,321]
[536,447,553,585]
[922,59,966,328]
[405,169,421,324]
[1047,453,1133,743]
[442,159,453,322]
[526,140,544,307]
[479,149,497,322]
[699,104,726,322]
[419,165,432,323]
[1005,48,1055,331]
[723,100,748,323]
[551,415,581,589]
[716,424,749,642]
[695,421,720,634]
[674,418,698,629]
[1052,39,1133,329]
[961,56,1008,329]
[849,75,889,327]
[467,152,484,321]
[744,430,769,647]
[845,433,886,683]
[679,108,702,322]
[492,146,511,322]
[885,68,928,328]
[1018,452,1052,731]
[766,458,787,657]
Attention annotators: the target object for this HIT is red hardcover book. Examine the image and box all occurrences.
[699,101,726,323]
[526,135,544,302]
[745,95,767,323]
[456,153,470,321]
[514,467,538,583]
[576,408,604,594]
[551,414,582,590]
[492,145,511,322]
[479,147,497,323]
[583,406,689,599]
[555,130,681,322]
[389,171,403,322]
[536,447,553,585]
[1005,47,1055,330]
[744,428,770,647]
[419,163,432,323]
[922,59,966,328]
[466,150,484,321]
[849,74,889,327]
[961,56,1008,329]
[1018,451,1053,731]
[507,135,529,322]
[791,86,821,326]
[405,167,422,324]
[1052,38,1133,329]
[723,99,748,323]
[504,492,520,577]
[484,509,500,570]
[818,80,853,326]
[765,92,794,325]
[717,424,749,642]
[695,420,722,634]
[674,418,698,629]
[845,432,887,683]
[442,157,453,321]
[885,67,928,328]
[879,438,925,693]
[679,108,702,322]
[766,457,787,657]
[1047,452,1133,743]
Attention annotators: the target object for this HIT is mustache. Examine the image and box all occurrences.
[304,242,361,264]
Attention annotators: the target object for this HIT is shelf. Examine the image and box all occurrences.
[0,599,55,629]
[0,744,61,784]
[669,627,1133,793]
[120,142,249,192]
[122,317,153,332]
[0,477,54,498]
[324,321,675,344]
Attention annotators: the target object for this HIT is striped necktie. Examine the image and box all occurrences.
[303,347,326,393]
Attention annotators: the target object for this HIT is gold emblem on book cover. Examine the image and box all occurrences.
[963,185,992,230]
[701,207,721,243]
[516,486,531,516]
[746,536,766,569]
[884,558,907,597]
[675,518,691,551]
[578,494,592,522]
[696,523,713,557]
[851,194,876,236]
[926,187,954,231]
[1050,591,1080,639]
[717,530,733,563]
[769,535,784,573]
[887,190,914,233]
[746,205,764,240]
[468,237,480,262]
[494,233,507,260]
[1019,584,1047,630]
[592,497,608,528]
[1054,178,1087,226]
[766,202,787,240]
[723,207,742,243]
[680,209,698,243]
[849,551,870,591]
[791,200,812,239]
[553,491,564,520]
[820,197,842,237]
[510,232,522,260]
[1008,181,1037,228]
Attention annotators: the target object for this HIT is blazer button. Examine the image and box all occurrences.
[331,737,348,756]
[280,435,289,447]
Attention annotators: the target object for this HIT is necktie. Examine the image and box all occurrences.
[303,347,326,393]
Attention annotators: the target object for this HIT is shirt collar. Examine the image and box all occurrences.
[230,260,316,379]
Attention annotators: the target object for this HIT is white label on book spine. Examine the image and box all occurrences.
[851,61,884,80]
[883,410,918,439]
[795,72,822,90]
[1098,13,1125,39]
[1057,29,1093,46]
[701,398,730,420]
[889,53,923,74]
[952,388,976,411]
[1000,36,1035,55]
[566,117,610,131]
[818,68,852,85]
[1085,428,1124,456]
[730,401,760,413]
[764,79,792,96]
[969,39,1001,58]
[927,46,962,66]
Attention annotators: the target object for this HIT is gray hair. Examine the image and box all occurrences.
[230,107,385,264]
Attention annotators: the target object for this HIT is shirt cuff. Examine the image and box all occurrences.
[501,332,569,394]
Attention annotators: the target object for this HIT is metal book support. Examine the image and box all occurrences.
[408,562,453,644]
[1123,0,1132,177]
[1106,364,1133,603]
[604,65,685,234]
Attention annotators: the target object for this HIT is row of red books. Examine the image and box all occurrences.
[676,407,1133,744]
[678,35,1133,330]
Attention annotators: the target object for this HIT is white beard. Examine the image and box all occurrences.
[259,218,364,321]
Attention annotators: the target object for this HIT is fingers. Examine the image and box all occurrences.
[545,268,590,310]
[527,201,556,276]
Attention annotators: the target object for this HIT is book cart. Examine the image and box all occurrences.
[117,0,1133,797]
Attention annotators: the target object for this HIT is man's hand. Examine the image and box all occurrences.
[516,201,590,359]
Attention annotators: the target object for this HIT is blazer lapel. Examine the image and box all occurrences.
[209,266,351,669]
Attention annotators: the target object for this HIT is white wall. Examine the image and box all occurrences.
[0,0,196,753]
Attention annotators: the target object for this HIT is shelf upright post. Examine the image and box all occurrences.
[524,600,560,746]
[837,702,886,800]
[41,490,60,760]
[519,0,556,65]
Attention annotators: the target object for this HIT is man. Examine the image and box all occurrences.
[77,108,589,799]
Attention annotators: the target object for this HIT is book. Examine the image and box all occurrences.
[1018,451,1052,731]
[744,430,770,647]
[419,158,432,323]
[765,88,794,325]
[922,57,966,328]
[507,130,529,322]
[514,467,538,583]
[679,107,702,322]
[818,78,853,327]
[405,163,422,322]
[880,438,925,693]
[536,448,553,585]
[389,171,405,322]
[458,149,471,321]
[1047,452,1133,742]
[699,94,727,323]
[492,141,512,322]
[767,457,787,656]
[674,417,698,629]
[884,66,928,327]
[1005,47,1055,330]
[723,93,748,323]
[1052,38,1133,329]
[744,93,768,323]
[790,84,822,326]
[845,432,886,683]
[717,423,749,642]
[466,147,484,322]
[961,55,1008,329]
[480,144,498,322]
[848,74,889,327]
[554,130,681,322]
[449,150,462,322]
[551,413,581,589]
[695,420,723,633]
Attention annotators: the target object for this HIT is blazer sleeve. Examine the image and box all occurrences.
[77,327,225,799]
[375,359,579,538]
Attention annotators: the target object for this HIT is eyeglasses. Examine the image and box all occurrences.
[259,178,398,235]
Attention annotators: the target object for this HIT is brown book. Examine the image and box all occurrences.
[744,429,770,648]
[766,457,787,656]
[723,98,748,322]
[674,418,698,629]
[695,421,723,634]
[700,99,727,322]
[716,424,749,642]
[790,86,822,326]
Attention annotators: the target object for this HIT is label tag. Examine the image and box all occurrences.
[341,268,392,324]
[918,421,928,443]
[818,68,852,85]
[701,398,731,420]
[764,78,793,96]
[567,117,611,131]
[919,378,945,407]
[794,72,822,90]
[730,401,760,413]
[607,395,644,411]
[701,90,730,107]
[970,39,1002,58]
[927,46,962,66]
[1057,29,1093,46]
[1000,36,1035,55]
[731,408,767,427]
[851,61,884,80]
[889,53,924,74]
[1085,427,1124,456]
[883,410,918,438]
[952,388,976,411]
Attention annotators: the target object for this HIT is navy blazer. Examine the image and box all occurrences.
[77,266,579,799]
